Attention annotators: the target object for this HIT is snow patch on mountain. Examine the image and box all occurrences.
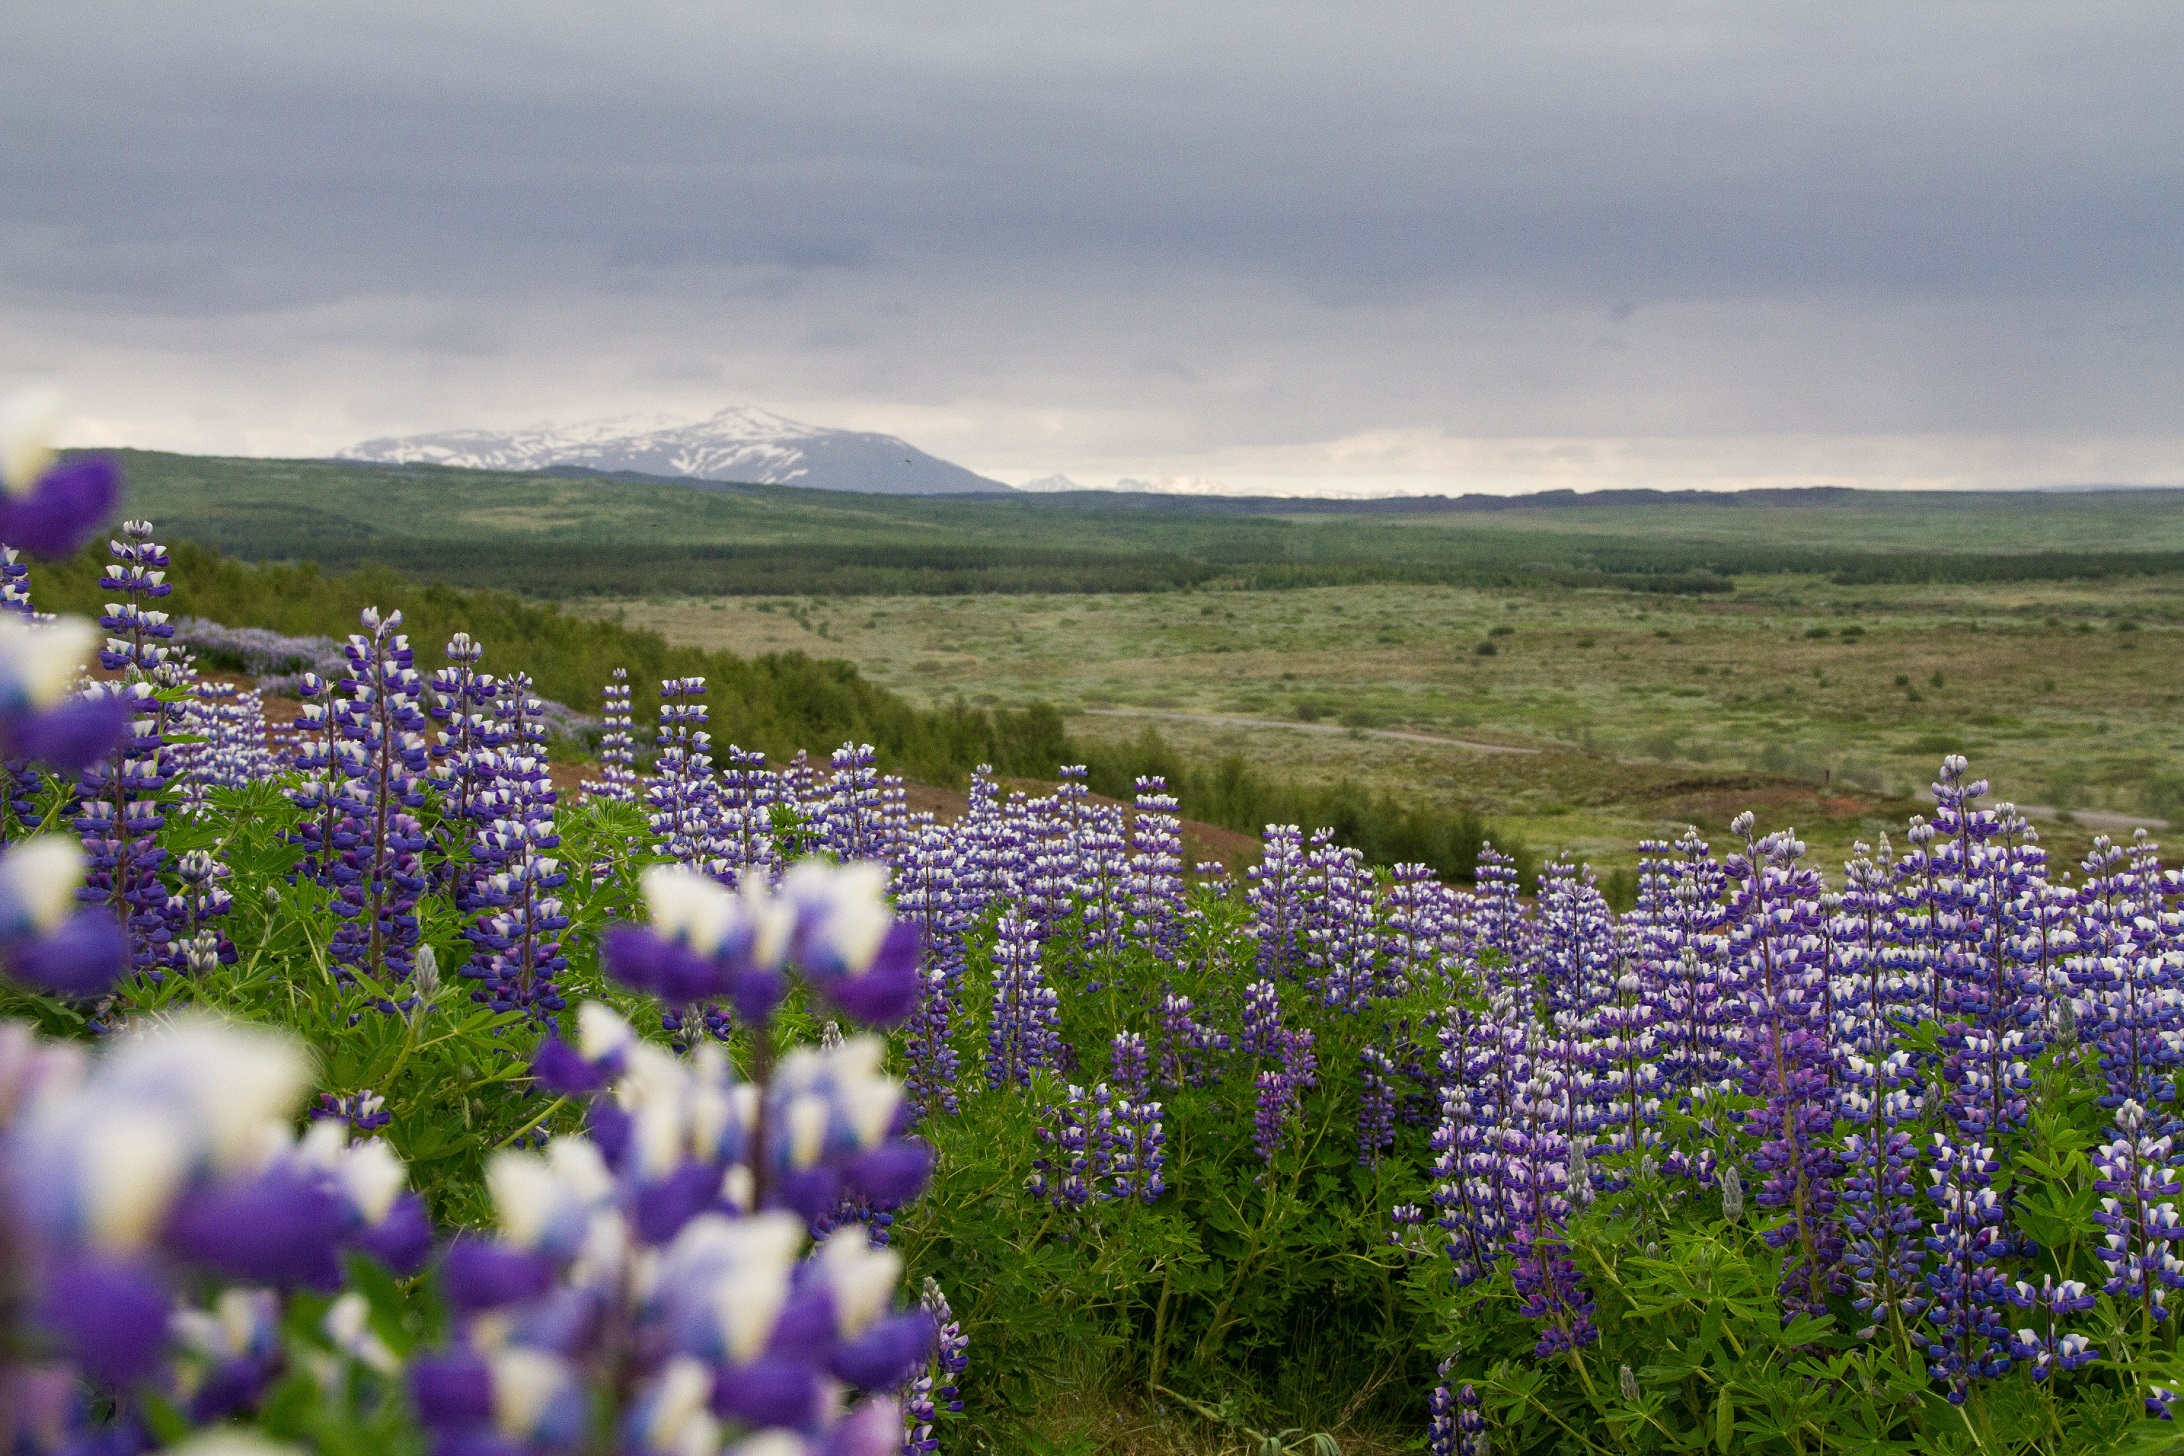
[1115,475,1250,496]
[343,406,1011,496]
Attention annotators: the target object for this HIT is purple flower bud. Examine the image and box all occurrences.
[712,1355,824,1430]
[410,1351,495,1427]
[357,1192,434,1275]
[829,1396,908,1456]
[821,922,921,1026]
[3,692,132,771]
[441,1238,557,1312]
[831,1308,936,1392]
[40,1254,170,1389]
[844,1139,933,1206]
[4,906,126,999]
[0,455,120,557]
[631,1162,720,1245]
[531,1033,617,1096]
[162,1162,349,1290]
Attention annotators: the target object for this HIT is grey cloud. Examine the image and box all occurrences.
[4,2,2183,475]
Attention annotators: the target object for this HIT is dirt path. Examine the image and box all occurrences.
[1912,786,2167,834]
[1080,705,1543,756]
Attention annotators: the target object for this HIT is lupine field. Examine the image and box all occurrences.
[7,429,2184,1456]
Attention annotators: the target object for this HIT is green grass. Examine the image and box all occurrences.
[582,574,2184,877]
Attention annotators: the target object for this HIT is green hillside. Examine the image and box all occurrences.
[92,448,2184,598]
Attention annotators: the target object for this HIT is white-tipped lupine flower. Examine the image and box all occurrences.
[818,1228,902,1339]
[322,1291,402,1376]
[0,387,63,495]
[0,615,98,711]
[779,859,892,976]
[660,1211,805,1364]
[579,1000,640,1063]
[488,1139,615,1257]
[0,836,87,939]
[489,1346,588,1444]
[637,1356,720,1456]
[99,1017,313,1173]
[643,865,743,956]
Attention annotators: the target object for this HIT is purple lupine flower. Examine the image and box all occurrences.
[1428,1367,1486,1456]
[1126,777,1187,958]
[1282,1026,1318,1091]
[1926,773,2045,1147]
[901,1276,968,1455]
[1920,1134,2018,1403]
[2089,1099,2184,1322]
[1427,1363,1458,1456]
[0,390,120,557]
[1034,1083,1112,1210]
[0,617,131,830]
[897,824,965,1123]
[1468,841,1532,976]
[1115,1092,1165,1204]
[1156,992,1226,1089]
[985,911,1060,1089]
[1535,858,1620,1017]
[1431,990,1525,1287]
[1246,825,1310,981]
[1838,1051,1929,1339]
[823,742,886,863]
[601,860,920,1039]
[73,522,185,975]
[287,670,345,882]
[1592,946,1662,1191]
[0,545,30,617]
[1239,978,1284,1058]
[316,1089,393,1134]
[580,666,639,803]
[4,1015,427,1407]
[425,631,503,884]
[461,673,569,1016]
[2073,832,2184,1127]
[71,677,173,978]
[715,743,780,883]
[166,849,236,972]
[1382,861,1457,997]
[2007,1276,2098,1381]
[1252,1068,1297,1165]
[1107,1031,1151,1104]
[645,676,721,871]
[168,680,277,812]
[458,994,932,1455]
[1501,1111,1597,1358]
[0,836,127,997]
[1629,829,1735,1184]
[1074,800,1131,970]
[1358,1045,1398,1167]
[1723,814,1843,1316]
[326,608,432,992]
[1304,834,1375,1010]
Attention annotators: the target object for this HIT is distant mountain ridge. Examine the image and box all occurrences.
[342,406,1013,496]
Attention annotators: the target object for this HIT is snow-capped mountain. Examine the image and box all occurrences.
[342,407,1011,496]
[1015,473,1084,492]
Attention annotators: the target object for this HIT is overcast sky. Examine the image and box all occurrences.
[6,3,2182,495]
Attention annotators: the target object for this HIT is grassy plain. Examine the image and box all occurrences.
[98,449,2184,877]
[578,574,2184,878]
